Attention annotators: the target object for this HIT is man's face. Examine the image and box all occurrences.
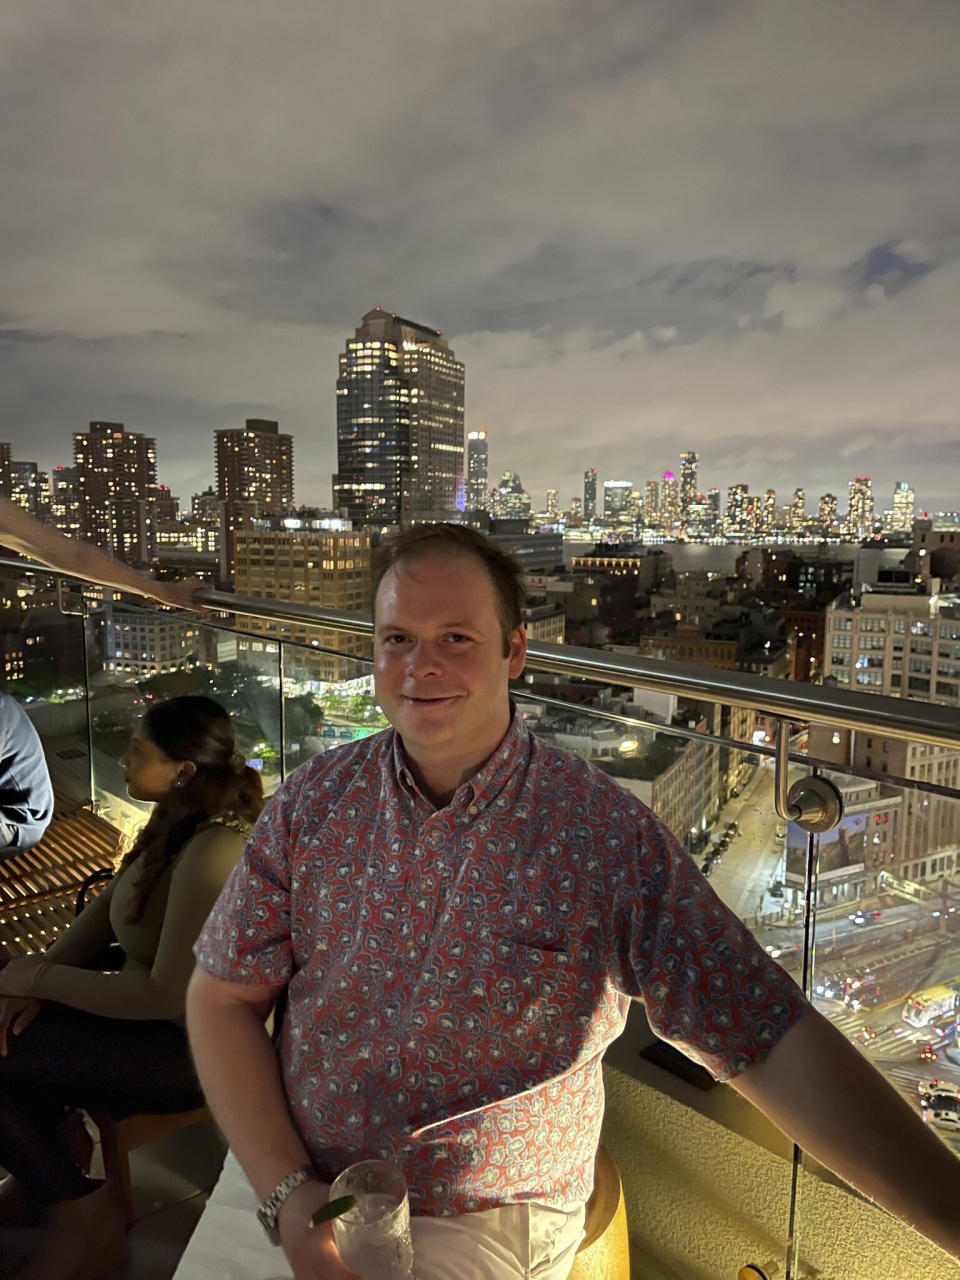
[373,551,526,767]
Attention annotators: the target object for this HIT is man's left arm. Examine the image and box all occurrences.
[731,1007,960,1260]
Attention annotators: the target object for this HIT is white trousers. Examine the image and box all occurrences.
[174,1151,586,1280]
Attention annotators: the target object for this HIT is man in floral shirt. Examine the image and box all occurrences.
[189,525,960,1280]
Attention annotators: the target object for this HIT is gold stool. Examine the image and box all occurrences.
[569,1144,630,1279]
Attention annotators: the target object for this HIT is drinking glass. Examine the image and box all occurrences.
[328,1157,415,1280]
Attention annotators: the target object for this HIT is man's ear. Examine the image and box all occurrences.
[508,625,527,680]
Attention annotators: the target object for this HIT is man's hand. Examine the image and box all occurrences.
[0,996,42,1056]
[278,1180,362,1280]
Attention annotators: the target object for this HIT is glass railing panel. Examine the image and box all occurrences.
[84,605,290,848]
[278,639,381,778]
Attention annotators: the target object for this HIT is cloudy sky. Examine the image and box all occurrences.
[3,0,959,515]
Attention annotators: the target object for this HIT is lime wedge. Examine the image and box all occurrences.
[311,1195,357,1227]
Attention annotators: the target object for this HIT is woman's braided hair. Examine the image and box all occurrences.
[118,695,264,924]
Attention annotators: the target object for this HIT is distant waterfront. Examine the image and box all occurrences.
[562,538,865,576]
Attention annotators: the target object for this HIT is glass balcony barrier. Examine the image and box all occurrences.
[3,558,960,1279]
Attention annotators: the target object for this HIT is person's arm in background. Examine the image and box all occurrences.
[0,495,202,609]
[0,693,54,854]
[732,1007,960,1260]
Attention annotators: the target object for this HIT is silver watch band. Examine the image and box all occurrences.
[256,1163,319,1245]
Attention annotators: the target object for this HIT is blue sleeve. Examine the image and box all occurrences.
[0,693,55,853]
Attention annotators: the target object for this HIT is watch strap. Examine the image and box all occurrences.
[256,1163,319,1244]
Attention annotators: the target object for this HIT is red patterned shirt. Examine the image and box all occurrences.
[195,713,808,1215]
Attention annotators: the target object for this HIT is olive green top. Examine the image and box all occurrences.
[27,817,248,1023]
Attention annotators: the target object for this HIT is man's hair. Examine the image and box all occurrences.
[371,524,526,656]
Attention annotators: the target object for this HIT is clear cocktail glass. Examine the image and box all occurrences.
[328,1157,415,1280]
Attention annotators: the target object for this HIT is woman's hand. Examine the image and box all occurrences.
[0,996,42,1056]
[0,954,45,998]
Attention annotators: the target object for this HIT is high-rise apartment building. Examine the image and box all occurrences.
[679,451,699,518]
[724,484,749,539]
[660,471,680,530]
[8,461,46,515]
[707,488,721,535]
[790,488,806,535]
[333,308,464,526]
[465,430,489,512]
[848,475,874,538]
[232,524,372,682]
[760,489,777,535]
[569,496,583,522]
[73,421,159,562]
[818,493,838,533]
[216,419,293,515]
[0,443,10,499]
[821,591,960,886]
[583,468,598,522]
[545,488,560,518]
[644,479,660,528]
[892,481,915,529]
[49,467,81,538]
[602,480,633,524]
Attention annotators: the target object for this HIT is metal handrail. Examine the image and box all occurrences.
[4,555,959,750]
[192,588,960,750]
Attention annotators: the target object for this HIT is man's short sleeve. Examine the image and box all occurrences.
[614,804,810,1082]
[193,781,296,986]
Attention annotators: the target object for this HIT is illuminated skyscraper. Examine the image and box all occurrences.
[216,419,293,515]
[725,483,749,538]
[569,496,583,522]
[583,468,598,521]
[660,471,680,530]
[488,471,531,521]
[790,487,806,535]
[334,308,464,526]
[679,451,699,517]
[892,481,915,529]
[74,421,159,561]
[465,430,489,512]
[848,476,874,538]
[545,488,560,518]
[707,487,721,535]
[644,478,660,527]
[760,489,776,535]
[602,480,633,524]
[819,492,838,532]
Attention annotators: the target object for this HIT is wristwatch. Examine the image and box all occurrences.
[256,1163,320,1244]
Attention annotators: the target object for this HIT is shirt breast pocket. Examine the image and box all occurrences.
[487,935,580,1049]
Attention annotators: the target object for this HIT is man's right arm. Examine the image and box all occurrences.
[186,968,359,1278]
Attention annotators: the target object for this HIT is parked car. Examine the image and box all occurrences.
[768,880,784,898]
[923,1104,960,1132]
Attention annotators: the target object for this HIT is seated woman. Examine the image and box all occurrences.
[0,694,264,1280]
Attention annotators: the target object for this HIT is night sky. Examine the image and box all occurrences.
[3,1,959,513]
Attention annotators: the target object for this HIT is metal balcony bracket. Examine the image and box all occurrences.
[57,577,89,618]
[773,721,844,834]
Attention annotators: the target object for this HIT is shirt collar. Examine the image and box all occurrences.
[391,702,530,815]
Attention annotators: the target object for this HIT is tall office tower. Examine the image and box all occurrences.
[8,461,45,514]
[465,430,489,512]
[583,468,598,522]
[73,421,159,562]
[790,488,806,535]
[818,492,838,532]
[569,496,583,522]
[760,489,777,535]
[892,481,915,529]
[644,478,660,527]
[545,488,560,518]
[0,443,10,499]
[707,487,721,535]
[724,483,749,538]
[333,308,464,526]
[660,471,680,530]
[488,471,532,522]
[848,475,874,538]
[602,480,633,523]
[216,419,294,515]
[233,525,372,682]
[679,451,699,518]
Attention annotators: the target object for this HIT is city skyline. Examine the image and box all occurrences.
[2,3,959,511]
